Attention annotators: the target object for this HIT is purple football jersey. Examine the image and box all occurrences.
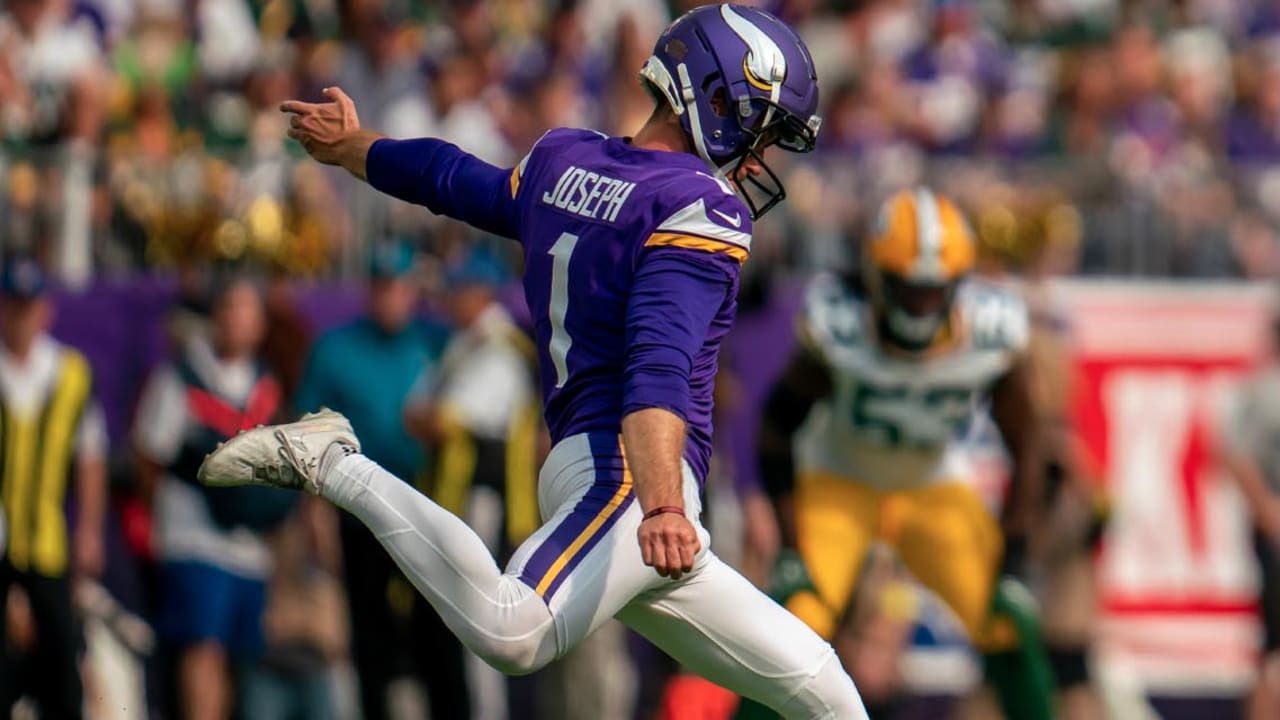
[509,128,753,483]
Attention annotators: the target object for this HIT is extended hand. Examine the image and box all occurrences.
[280,87,363,167]
[638,511,700,580]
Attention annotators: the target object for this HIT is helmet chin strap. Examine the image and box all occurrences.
[677,62,720,174]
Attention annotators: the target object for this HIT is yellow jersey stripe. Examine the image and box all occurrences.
[1,409,17,567]
[644,232,749,263]
[432,405,477,518]
[33,354,90,575]
[7,417,36,570]
[505,403,541,546]
[509,167,521,199]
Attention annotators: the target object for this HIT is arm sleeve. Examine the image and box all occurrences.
[365,138,520,239]
[75,402,109,463]
[131,366,188,465]
[622,248,735,421]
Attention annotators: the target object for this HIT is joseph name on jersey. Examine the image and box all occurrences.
[540,165,638,222]
[797,272,1029,489]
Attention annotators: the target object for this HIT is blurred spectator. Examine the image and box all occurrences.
[333,0,422,133]
[240,503,348,720]
[387,51,514,166]
[0,254,108,717]
[0,0,106,284]
[900,0,1007,154]
[1047,46,1116,158]
[1166,28,1232,150]
[293,240,467,720]
[261,269,313,410]
[0,0,105,146]
[602,13,660,137]
[1227,38,1280,162]
[196,0,260,86]
[1222,304,1280,720]
[406,250,538,555]
[110,6,196,113]
[1109,23,1182,182]
[132,275,294,720]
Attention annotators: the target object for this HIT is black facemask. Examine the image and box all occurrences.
[728,99,819,220]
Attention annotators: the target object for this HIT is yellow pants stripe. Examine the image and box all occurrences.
[534,457,633,598]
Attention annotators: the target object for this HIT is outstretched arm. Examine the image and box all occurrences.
[282,87,520,239]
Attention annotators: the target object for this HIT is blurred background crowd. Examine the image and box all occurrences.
[4,0,1280,279]
[3,0,1280,719]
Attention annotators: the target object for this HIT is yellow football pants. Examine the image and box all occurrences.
[786,471,1017,651]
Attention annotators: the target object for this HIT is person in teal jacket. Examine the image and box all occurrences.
[293,239,465,720]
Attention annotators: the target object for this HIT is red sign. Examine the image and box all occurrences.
[1062,281,1273,693]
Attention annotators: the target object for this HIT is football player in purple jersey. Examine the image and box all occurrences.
[197,5,866,717]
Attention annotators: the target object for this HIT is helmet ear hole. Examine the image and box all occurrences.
[709,87,730,118]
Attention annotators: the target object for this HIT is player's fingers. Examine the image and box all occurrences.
[280,100,321,116]
[669,533,692,579]
[324,86,357,118]
[651,542,669,578]
[323,86,351,106]
[678,539,696,575]
[639,533,654,568]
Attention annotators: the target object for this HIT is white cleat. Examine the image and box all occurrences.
[197,408,360,495]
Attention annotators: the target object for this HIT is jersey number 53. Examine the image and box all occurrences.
[848,384,975,449]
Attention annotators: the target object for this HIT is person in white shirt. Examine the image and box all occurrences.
[133,276,291,720]
[1224,306,1280,720]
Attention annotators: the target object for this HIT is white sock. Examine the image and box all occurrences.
[319,453,559,675]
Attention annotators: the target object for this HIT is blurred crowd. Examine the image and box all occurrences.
[1,0,1280,278]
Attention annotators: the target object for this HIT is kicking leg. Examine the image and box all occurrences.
[617,554,868,720]
[199,411,560,674]
[321,452,559,674]
[199,418,664,678]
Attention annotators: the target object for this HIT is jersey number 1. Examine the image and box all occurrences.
[548,232,579,388]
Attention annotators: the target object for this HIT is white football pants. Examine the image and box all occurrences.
[321,432,866,720]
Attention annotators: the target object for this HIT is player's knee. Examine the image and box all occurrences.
[778,651,869,720]
[472,635,550,676]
